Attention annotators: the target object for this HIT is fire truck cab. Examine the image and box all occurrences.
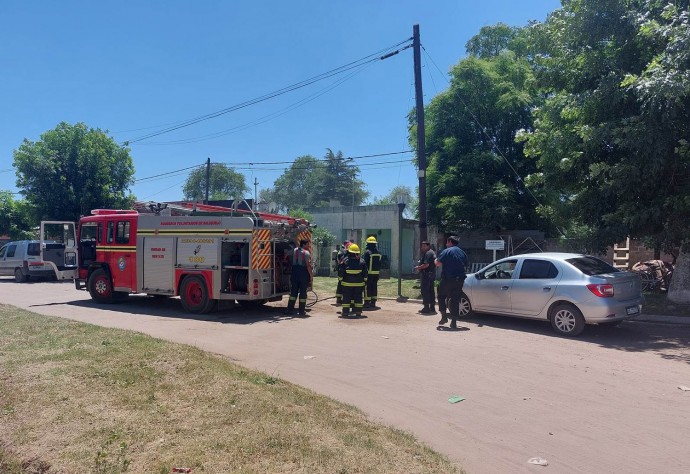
[75,207,312,314]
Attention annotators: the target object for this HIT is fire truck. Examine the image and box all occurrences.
[73,203,312,313]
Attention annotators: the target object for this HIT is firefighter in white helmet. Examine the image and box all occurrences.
[362,236,382,309]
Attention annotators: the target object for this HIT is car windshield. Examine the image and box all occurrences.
[566,256,620,275]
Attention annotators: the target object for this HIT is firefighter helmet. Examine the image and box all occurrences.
[366,236,377,244]
[348,244,361,254]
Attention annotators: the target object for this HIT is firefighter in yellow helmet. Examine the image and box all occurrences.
[362,236,382,309]
[334,240,351,305]
[338,243,367,318]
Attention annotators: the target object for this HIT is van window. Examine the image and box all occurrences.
[27,243,41,256]
[116,221,131,244]
[6,244,17,258]
[0,245,6,258]
[107,222,114,244]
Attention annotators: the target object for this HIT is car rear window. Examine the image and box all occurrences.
[566,256,620,275]
[27,243,41,256]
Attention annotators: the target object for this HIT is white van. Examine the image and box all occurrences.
[0,223,78,282]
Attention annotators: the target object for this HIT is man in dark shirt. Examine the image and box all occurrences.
[435,236,468,329]
[414,241,437,314]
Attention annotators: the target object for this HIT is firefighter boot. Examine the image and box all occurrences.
[284,296,296,315]
[297,300,307,317]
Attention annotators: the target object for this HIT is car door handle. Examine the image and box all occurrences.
[501,286,509,290]
[543,287,552,291]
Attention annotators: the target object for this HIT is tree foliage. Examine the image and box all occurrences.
[417,46,544,233]
[522,0,690,252]
[263,149,368,211]
[182,163,248,201]
[13,122,134,222]
[0,192,33,239]
[368,185,418,219]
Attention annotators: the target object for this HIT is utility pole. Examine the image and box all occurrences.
[253,177,258,208]
[413,24,428,243]
[204,157,211,204]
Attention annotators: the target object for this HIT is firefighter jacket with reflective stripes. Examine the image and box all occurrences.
[363,245,382,275]
[339,257,368,287]
[291,247,311,267]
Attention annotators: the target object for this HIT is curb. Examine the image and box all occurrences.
[381,297,690,326]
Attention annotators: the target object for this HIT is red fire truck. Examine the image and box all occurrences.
[74,204,312,313]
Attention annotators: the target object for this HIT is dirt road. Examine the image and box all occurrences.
[2,278,690,473]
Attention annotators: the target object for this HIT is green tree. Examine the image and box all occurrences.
[182,163,248,201]
[368,185,418,219]
[465,23,519,58]
[264,149,368,211]
[522,0,690,253]
[13,122,134,221]
[415,48,544,233]
[0,192,33,239]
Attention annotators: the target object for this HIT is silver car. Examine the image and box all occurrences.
[460,253,644,337]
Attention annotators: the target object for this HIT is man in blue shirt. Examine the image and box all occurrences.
[435,235,468,329]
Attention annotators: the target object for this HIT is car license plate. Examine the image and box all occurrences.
[626,305,640,315]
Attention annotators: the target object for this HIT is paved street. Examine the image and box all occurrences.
[2,278,690,473]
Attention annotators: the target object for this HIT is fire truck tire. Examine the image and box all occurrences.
[180,276,215,314]
[88,268,114,304]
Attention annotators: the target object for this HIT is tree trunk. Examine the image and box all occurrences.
[667,243,690,304]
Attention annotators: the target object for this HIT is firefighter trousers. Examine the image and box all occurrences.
[341,284,364,317]
[364,274,379,306]
[287,266,309,314]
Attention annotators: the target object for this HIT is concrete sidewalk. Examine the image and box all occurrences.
[633,313,690,325]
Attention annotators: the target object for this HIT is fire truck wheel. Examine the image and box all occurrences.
[88,268,114,304]
[180,276,215,314]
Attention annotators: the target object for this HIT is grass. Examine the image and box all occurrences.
[312,277,690,318]
[311,276,422,301]
[642,292,690,317]
[0,304,460,474]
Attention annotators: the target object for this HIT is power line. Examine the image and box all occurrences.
[137,62,375,146]
[125,38,412,145]
[131,150,413,184]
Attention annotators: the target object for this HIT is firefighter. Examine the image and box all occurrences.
[338,244,367,318]
[285,239,311,316]
[362,236,382,309]
[335,240,351,305]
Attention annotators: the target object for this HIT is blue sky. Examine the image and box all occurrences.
[1,0,561,205]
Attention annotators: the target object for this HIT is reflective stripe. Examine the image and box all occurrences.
[342,282,365,287]
[289,296,296,301]
[345,269,362,274]
[299,299,306,303]
[369,271,380,275]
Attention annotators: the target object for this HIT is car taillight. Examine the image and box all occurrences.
[253,279,259,296]
[587,283,614,297]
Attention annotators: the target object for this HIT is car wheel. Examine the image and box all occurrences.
[459,292,474,318]
[14,268,26,283]
[180,276,215,314]
[550,303,586,337]
[88,268,114,304]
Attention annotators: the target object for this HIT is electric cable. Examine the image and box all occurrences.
[124,38,412,145]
